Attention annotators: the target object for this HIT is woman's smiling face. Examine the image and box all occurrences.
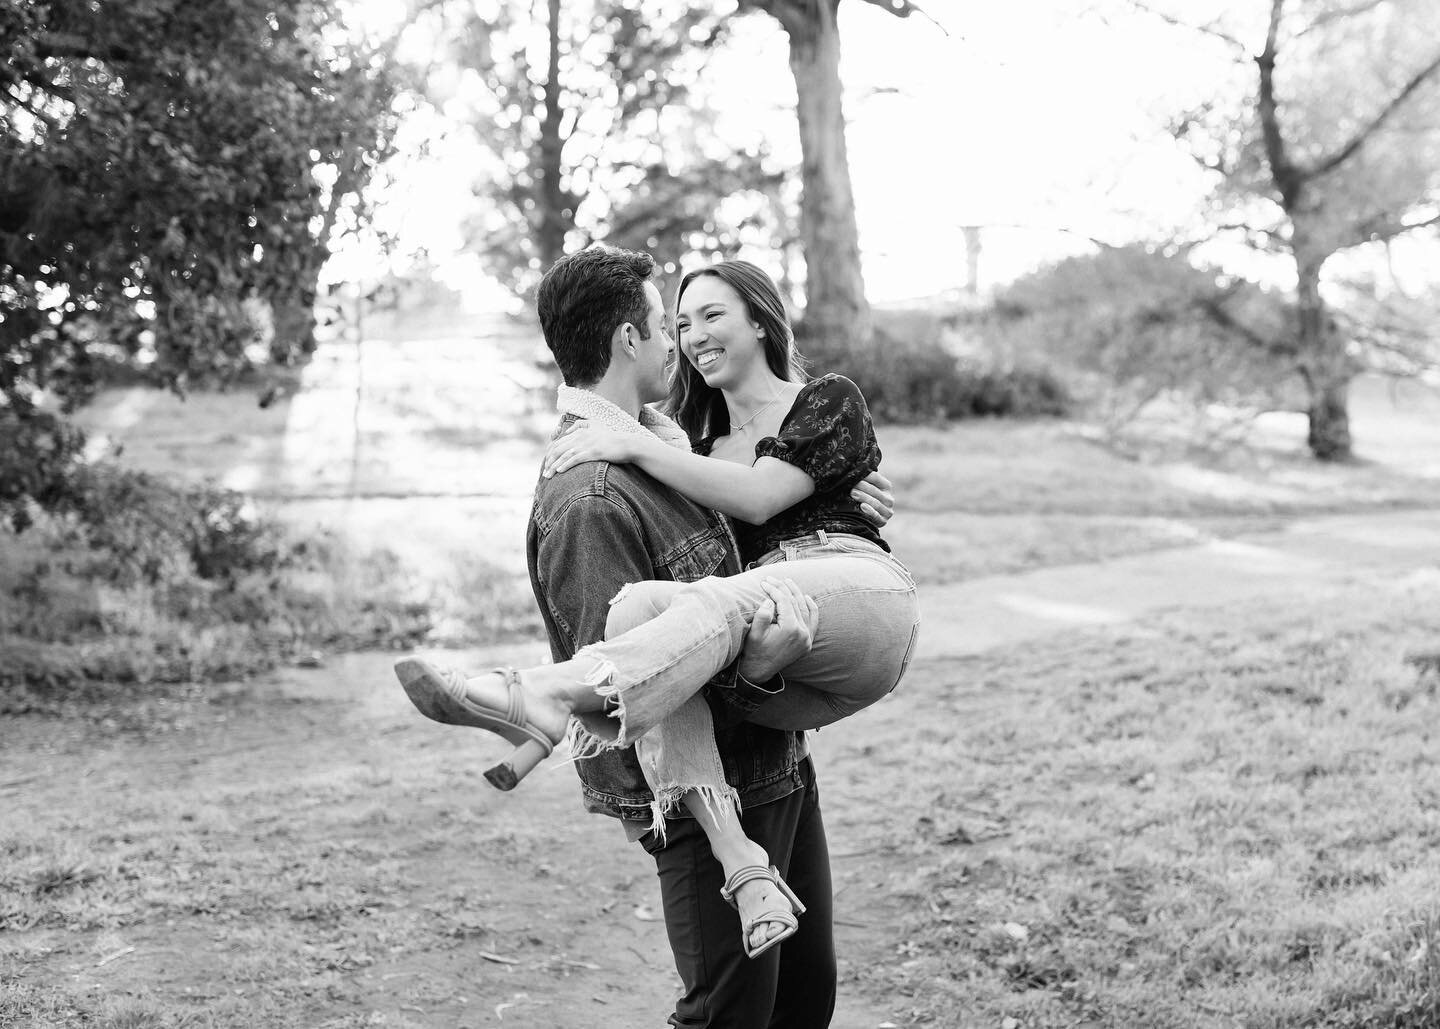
[675,274,763,389]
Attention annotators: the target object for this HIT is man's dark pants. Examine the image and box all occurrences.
[642,756,836,1029]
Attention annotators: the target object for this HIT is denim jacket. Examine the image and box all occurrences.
[526,411,807,825]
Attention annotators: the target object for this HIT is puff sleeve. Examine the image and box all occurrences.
[754,374,879,494]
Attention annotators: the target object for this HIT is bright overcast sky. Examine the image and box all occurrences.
[718,0,1222,300]
[342,1,1428,307]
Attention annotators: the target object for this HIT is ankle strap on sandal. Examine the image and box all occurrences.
[720,865,776,905]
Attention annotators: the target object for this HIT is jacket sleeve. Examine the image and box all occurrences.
[534,488,765,726]
[535,492,655,651]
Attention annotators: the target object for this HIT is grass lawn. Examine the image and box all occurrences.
[825,570,1440,1027]
[3,571,1439,1026]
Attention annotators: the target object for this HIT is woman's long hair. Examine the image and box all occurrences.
[665,260,809,442]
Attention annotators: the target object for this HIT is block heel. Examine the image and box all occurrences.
[394,659,557,789]
[484,737,551,790]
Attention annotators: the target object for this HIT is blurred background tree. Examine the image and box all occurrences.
[417,0,793,300]
[0,0,403,526]
[731,0,938,353]
[986,245,1295,442]
[1150,0,1440,459]
[411,0,942,343]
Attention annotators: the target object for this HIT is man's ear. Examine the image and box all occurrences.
[611,321,637,359]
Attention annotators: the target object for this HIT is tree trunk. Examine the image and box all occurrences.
[961,225,982,299]
[535,0,568,268]
[775,0,871,352]
[270,272,319,362]
[1295,257,1353,461]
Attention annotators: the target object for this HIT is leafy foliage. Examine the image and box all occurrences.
[1,0,402,522]
[1168,0,1440,259]
[805,310,1070,424]
[0,464,434,702]
[420,0,795,298]
[1153,0,1440,456]
[984,246,1299,435]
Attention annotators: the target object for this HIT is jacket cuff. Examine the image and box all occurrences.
[706,665,785,724]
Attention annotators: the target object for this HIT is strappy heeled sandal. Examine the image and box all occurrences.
[394,659,555,790]
[720,864,807,959]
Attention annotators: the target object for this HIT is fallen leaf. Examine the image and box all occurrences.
[633,904,662,922]
[479,951,520,965]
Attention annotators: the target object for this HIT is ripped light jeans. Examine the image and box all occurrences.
[570,532,920,830]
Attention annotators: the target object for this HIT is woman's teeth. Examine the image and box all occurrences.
[697,351,722,368]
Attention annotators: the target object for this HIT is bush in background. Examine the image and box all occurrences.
[0,464,435,711]
[980,246,1305,445]
[801,308,1070,424]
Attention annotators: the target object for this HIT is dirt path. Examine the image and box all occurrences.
[0,641,900,1028]
[915,508,1440,661]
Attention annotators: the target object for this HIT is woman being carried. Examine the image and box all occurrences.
[397,260,920,958]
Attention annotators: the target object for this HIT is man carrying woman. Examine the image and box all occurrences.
[400,244,914,1027]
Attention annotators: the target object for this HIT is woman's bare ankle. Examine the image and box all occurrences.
[465,669,572,744]
[708,830,770,878]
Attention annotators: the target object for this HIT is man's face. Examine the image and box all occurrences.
[635,281,675,404]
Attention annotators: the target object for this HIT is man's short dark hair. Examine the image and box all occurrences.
[536,245,656,387]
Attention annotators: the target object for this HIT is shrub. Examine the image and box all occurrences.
[44,464,296,588]
[801,317,1070,424]
[981,246,1305,440]
[0,463,437,706]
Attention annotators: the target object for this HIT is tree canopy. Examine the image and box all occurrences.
[1152,0,1440,458]
[991,244,1297,436]
[1,0,401,527]
[416,0,790,299]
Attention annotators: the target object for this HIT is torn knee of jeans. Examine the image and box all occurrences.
[608,582,636,606]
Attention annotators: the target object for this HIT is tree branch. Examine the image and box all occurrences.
[1125,0,1251,56]
[1210,221,1287,252]
[855,0,948,35]
[1304,48,1440,181]
[1295,0,1388,38]
[1194,287,1291,357]
[1168,127,1232,176]
[1256,0,1302,210]
[1343,208,1440,248]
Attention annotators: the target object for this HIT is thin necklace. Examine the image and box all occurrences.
[731,389,785,433]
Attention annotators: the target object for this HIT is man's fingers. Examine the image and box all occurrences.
[751,596,776,633]
[851,488,892,517]
[861,469,893,493]
[852,471,895,521]
[762,583,786,627]
[766,578,807,625]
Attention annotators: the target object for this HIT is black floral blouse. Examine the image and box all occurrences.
[697,373,888,563]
